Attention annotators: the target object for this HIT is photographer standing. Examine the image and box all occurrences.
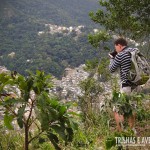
[109,38,136,132]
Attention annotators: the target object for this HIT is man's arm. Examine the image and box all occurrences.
[109,54,121,73]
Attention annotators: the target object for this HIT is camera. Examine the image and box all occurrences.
[109,50,117,58]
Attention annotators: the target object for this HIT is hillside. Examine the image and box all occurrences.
[0,0,100,26]
[0,0,103,78]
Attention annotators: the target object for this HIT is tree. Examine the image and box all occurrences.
[78,77,103,127]
[89,0,150,41]
[0,71,78,150]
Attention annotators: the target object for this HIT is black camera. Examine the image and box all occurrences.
[109,50,117,58]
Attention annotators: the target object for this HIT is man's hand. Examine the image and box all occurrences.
[109,51,117,59]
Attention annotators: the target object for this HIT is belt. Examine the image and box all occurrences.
[122,83,131,88]
[122,80,137,88]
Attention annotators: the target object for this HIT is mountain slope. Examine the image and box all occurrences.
[1,0,99,26]
[0,0,101,78]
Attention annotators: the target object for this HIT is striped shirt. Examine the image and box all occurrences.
[109,47,132,84]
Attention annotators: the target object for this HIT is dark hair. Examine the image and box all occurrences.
[114,38,128,46]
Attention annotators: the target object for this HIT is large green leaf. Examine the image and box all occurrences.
[49,107,59,120]
[16,75,27,90]
[17,105,26,128]
[66,127,74,142]
[51,125,67,141]
[39,112,51,131]
[47,132,61,150]
[2,97,19,106]
[58,105,67,116]
[26,77,34,91]
[66,118,78,130]
[49,98,59,108]
[23,92,30,102]
[4,113,14,130]
[37,93,48,108]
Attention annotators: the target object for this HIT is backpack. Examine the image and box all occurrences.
[128,48,150,85]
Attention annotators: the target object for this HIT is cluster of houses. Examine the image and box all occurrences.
[52,64,112,103]
[38,24,85,36]
[52,64,89,100]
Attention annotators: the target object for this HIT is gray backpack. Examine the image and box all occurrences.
[128,48,150,85]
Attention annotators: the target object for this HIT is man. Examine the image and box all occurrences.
[109,38,136,132]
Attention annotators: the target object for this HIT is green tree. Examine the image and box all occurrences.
[89,0,150,40]
[78,77,104,127]
[0,71,78,150]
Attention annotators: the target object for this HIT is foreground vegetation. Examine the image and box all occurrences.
[0,86,150,150]
[0,71,79,150]
[0,70,149,150]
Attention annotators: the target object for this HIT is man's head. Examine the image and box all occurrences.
[114,38,128,53]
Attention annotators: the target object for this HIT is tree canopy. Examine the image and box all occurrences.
[89,0,150,41]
